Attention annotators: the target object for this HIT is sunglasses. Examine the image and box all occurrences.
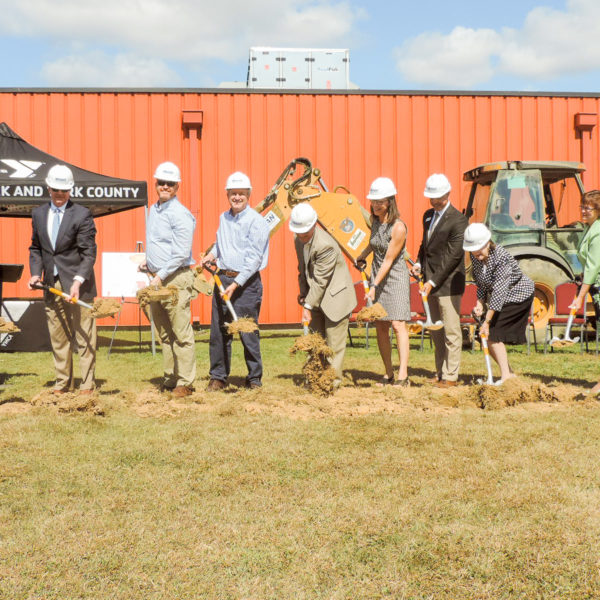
[156,180,177,187]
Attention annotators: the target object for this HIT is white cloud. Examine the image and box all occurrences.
[395,0,600,88]
[395,27,504,88]
[41,52,180,86]
[0,0,363,63]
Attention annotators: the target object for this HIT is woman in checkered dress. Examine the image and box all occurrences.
[355,177,411,386]
[464,223,535,384]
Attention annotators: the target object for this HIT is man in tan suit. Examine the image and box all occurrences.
[290,203,357,386]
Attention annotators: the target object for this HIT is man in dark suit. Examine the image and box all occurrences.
[290,203,357,388]
[28,164,97,394]
[412,173,467,388]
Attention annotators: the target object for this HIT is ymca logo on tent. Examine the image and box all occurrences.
[0,159,45,178]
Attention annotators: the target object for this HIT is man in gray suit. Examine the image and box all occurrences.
[28,164,97,394]
[290,203,357,387]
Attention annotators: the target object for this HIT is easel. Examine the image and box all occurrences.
[107,242,156,358]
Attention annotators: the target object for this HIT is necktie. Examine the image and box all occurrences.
[428,211,440,238]
[51,208,61,248]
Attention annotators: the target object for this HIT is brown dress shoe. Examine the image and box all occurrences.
[52,389,69,396]
[172,385,194,397]
[428,375,441,384]
[78,389,94,396]
[435,380,458,388]
[206,379,226,392]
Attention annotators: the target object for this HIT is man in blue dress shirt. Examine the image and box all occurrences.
[142,161,197,397]
[200,171,270,391]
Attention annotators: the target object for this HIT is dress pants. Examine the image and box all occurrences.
[209,273,263,385]
[150,268,196,388]
[44,280,96,391]
[427,294,462,382]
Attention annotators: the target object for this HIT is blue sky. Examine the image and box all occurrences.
[0,0,597,92]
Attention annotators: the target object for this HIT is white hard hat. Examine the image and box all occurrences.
[289,203,318,234]
[463,222,492,252]
[46,164,74,190]
[153,161,181,183]
[225,171,252,190]
[424,173,451,198]
[366,176,397,200]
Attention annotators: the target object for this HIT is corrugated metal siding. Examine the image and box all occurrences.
[1,91,599,325]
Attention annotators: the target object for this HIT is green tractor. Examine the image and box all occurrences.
[463,161,587,329]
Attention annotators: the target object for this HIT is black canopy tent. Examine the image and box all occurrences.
[0,122,147,217]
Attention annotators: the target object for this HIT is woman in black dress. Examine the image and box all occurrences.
[464,223,535,384]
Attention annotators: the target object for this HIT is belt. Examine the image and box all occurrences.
[220,269,240,277]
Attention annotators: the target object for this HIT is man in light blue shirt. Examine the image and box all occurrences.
[200,171,270,390]
[142,161,197,397]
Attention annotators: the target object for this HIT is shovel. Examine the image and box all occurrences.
[477,332,496,385]
[359,269,374,308]
[406,258,443,331]
[414,276,444,331]
[303,318,310,336]
[550,307,580,347]
[32,282,93,310]
[202,262,239,322]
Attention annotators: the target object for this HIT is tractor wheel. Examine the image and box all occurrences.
[517,258,570,330]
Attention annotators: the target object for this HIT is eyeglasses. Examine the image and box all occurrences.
[370,199,389,205]
[156,180,176,187]
[579,205,596,212]
[49,188,68,193]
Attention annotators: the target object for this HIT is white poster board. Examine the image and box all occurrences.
[102,252,149,298]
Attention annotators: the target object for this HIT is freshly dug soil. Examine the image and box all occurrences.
[472,377,562,410]
[0,317,20,332]
[550,339,578,349]
[90,298,121,318]
[136,285,178,308]
[290,333,337,397]
[356,302,388,325]
[30,390,104,415]
[227,317,259,334]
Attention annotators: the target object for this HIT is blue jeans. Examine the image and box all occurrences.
[209,273,263,385]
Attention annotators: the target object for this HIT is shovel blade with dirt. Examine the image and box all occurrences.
[550,308,580,347]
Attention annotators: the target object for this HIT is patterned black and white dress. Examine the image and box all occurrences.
[470,244,535,344]
[370,218,411,321]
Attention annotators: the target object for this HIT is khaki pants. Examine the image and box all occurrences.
[45,282,96,391]
[310,309,350,381]
[150,269,196,388]
[428,294,462,382]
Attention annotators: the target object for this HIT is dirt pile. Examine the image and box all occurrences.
[549,339,578,349]
[30,390,105,415]
[227,317,259,334]
[136,285,178,308]
[0,317,20,332]
[290,333,337,396]
[471,377,563,410]
[90,298,121,318]
[356,302,387,325]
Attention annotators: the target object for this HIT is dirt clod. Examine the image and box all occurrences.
[356,302,388,325]
[136,285,178,308]
[226,317,259,334]
[472,377,562,410]
[30,390,104,415]
[90,298,121,318]
[0,317,20,332]
[290,333,337,397]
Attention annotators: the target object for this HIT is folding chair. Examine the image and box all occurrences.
[459,283,478,351]
[543,282,586,354]
[348,281,369,348]
[409,280,428,351]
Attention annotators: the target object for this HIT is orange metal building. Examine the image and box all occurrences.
[1,89,599,325]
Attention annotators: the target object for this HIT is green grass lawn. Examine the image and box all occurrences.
[1,328,600,598]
